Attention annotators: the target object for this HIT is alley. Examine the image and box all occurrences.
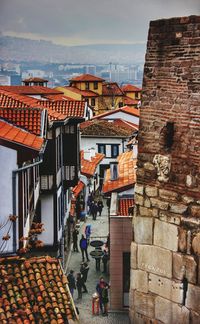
[66,202,130,324]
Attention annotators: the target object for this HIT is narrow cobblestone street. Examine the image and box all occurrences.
[66,203,130,324]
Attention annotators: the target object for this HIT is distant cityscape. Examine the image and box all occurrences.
[0,35,145,87]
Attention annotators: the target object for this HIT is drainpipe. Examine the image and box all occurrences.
[12,152,44,253]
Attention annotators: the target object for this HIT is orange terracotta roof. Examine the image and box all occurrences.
[102,82,124,96]
[38,100,85,118]
[0,108,43,136]
[42,94,75,101]
[0,256,77,323]
[81,150,104,177]
[118,198,134,216]
[121,84,142,92]
[70,74,104,82]
[72,181,85,198]
[23,77,49,83]
[112,119,138,132]
[0,86,63,96]
[124,96,139,106]
[80,119,133,137]
[92,105,140,119]
[64,86,99,98]
[102,150,136,194]
[0,89,43,109]
[0,119,44,151]
[121,106,140,116]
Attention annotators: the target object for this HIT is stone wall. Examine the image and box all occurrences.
[130,16,200,324]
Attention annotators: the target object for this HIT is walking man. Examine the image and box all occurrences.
[72,227,79,252]
[80,262,89,293]
[79,234,90,262]
[67,270,76,297]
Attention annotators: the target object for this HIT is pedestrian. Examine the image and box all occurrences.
[91,201,98,220]
[96,277,109,315]
[101,284,109,316]
[76,272,83,299]
[79,234,90,262]
[97,199,104,216]
[67,270,76,297]
[72,227,79,252]
[80,262,89,293]
[102,249,109,273]
[85,224,91,243]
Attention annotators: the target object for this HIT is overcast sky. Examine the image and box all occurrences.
[0,0,199,46]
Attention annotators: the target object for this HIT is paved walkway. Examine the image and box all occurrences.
[66,203,130,324]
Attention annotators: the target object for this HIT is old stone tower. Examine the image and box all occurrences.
[130,16,200,324]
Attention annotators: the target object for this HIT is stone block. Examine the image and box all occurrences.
[155,296,172,324]
[150,198,169,210]
[190,205,200,217]
[192,233,200,255]
[190,310,200,324]
[131,241,137,269]
[135,194,144,206]
[159,210,181,225]
[169,203,187,214]
[198,257,200,285]
[182,195,194,204]
[139,206,158,217]
[178,227,187,253]
[144,162,155,171]
[186,284,200,313]
[144,198,151,208]
[154,219,178,251]
[159,189,179,201]
[173,253,197,284]
[138,245,172,278]
[134,217,153,244]
[135,183,144,195]
[134,291,155,318]
[131,269,148,293]
[145,185,158,197]
[155,297,189,324]
[149,273,183,304]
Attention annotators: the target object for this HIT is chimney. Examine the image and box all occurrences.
[84,150,91,161]
[90,147,96,158]
[110,162,118,180]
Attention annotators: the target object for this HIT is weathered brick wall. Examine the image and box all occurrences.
[130,16,200,324]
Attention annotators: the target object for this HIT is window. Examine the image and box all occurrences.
[91,98,96,106]
[111,144,119,158]
[94,82,98,90]
[98,144,106,155]
[56,135,62,171]
[85,82,89,90]
[64,165,75,180]
[118,102,123,108]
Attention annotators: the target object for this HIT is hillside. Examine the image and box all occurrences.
[0,35,145,64]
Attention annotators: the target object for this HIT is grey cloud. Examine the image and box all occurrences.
[0,0,199,44]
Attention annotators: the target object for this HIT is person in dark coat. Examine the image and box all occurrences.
[80,262,89,293]
[72,227,79,252]
[76,272,84,299]
[97,199,104,216]
[102,250,109,273]
[79,234,90,262]
[91,201,98,220]
[67,270,76,297]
